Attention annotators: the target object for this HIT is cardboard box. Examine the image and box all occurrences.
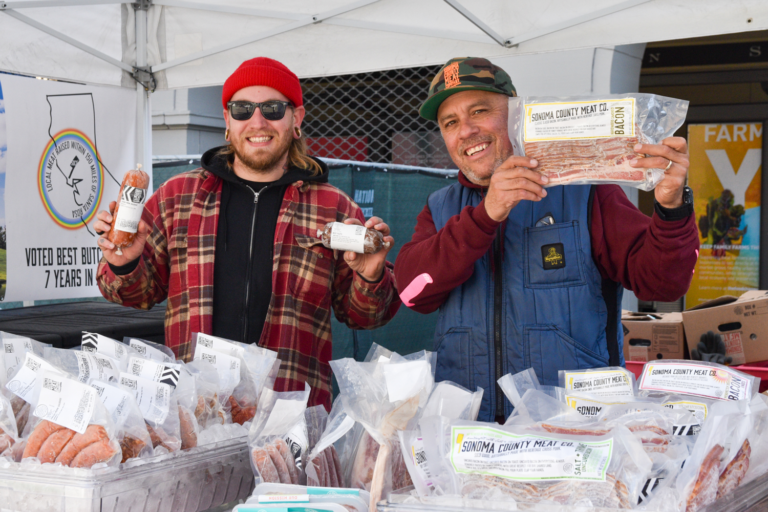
[682,290,768,366]
[622,312,686,362]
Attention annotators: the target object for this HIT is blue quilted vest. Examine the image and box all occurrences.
[428,183,625,422]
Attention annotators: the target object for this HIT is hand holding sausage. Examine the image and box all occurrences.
[342,217,394,283]
[95,201,149,267]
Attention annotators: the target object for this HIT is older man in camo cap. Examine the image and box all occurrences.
[395,56,698,423]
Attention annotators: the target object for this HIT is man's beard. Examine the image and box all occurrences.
[461,156,505,185]
[232,132,293,173]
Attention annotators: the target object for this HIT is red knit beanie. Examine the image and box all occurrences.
[221,57,303,109]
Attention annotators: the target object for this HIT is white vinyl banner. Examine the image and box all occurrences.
[0,74,141,302]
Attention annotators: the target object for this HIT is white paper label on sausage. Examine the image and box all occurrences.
[410,437,432,485]
[82,332,131,370]
[523,98,636,142]
[75,352,120,384]
[114,185,147,234]
[639,362,751,401]
[2,336,36,380]
[128,356,181,389]
[91,380,133,424]
[451,426,612,482]
[562,369,635,398]
[328,222,365,253]
[383,360,430,402]
[119,372,171,424]
[285,419,309,470]
[192,344,241,394]
[194,332,245,358]
[5,353,64,406]
[127,338,174,363]
[34,371,96,434]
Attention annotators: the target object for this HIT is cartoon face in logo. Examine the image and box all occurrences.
[38,129,103,229]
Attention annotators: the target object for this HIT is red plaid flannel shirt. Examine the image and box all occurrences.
[97,168,401,409]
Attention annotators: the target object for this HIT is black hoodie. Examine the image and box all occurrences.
[202,147,329,345]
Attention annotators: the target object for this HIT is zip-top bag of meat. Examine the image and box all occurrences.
[507,93,689,190]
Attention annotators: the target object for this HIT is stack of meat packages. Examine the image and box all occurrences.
[0,330,280,471]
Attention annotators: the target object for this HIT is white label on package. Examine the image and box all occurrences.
[5,353,64,405]
[664,400,708,422]
[34,371,96,434]
[194,333,245,358]
[563,369,634,398]
[119,372,171,424]
[193,344,241,392]
[91,380,132,423]
[524,98,636,142]
[128,356,181,389]
[639,363,752,401]
[75,352,120,384]
[383,360,430,402]
[565,395,629,417]
[2,336,35,379]
[285,419,309,470]
[411,437,432,485]
[451,426,613,482]
[82,332,127,364]
[328,222,365,253]
[113,185,147,234]
[127,338,174,363]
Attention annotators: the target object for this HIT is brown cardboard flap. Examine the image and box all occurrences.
[685,296,739,312]
[737,290,768,303]
[622,313,663,322]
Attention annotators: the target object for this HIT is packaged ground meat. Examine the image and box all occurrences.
[317,222,390,254]
[108,167,150,255]
[306,396,355,488]
[118,372,181,453]
[90,379,154,462]
[508,93,688,190]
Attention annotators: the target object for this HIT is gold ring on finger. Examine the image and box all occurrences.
[665,159,674,171]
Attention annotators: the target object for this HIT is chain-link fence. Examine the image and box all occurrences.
[301,65,455,168]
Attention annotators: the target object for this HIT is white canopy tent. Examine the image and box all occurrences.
[1,0,767,171]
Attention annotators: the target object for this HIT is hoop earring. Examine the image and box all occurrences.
[294,127,302,138]
[225,129,230,141]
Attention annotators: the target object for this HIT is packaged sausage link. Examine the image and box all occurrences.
[43,347,120,385]
[90,379,154,462]
[0,393,19,456]
[22,370,122,469]
[305,395,355,488]
[317,222,389,254]
[108,167,150,255]
[81,331,141,372]
[118,372,181,453]
[507,93,688,190]
[248,383,310,485]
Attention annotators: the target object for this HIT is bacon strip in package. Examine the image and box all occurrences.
[508,93,688,190]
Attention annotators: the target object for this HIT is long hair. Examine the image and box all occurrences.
[216,130,322,176]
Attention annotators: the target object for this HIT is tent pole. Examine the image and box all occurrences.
[134,2,152,175]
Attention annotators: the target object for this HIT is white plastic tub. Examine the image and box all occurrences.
[0,436,254,512]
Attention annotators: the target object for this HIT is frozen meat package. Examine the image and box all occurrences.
[508,93,688,190]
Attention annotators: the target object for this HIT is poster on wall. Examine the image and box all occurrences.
[686,123,763,308]
[0,73,139,302]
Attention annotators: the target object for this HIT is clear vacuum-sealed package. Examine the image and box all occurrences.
[508,93,688,190]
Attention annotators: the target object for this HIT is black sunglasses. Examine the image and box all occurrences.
[227,100,293,121]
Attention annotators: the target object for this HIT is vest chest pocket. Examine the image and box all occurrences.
[524,221,586,289]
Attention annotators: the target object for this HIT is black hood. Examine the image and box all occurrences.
[201,145,329,186]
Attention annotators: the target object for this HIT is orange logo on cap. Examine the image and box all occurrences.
[444,62,461,89]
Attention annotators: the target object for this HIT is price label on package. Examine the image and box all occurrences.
[128,356,181,389]
[639,363,751,401]
[127,338,174,363]
[329,222,365,253]
[194,333,245,358]
[91,380,133,423]
[119,372,171,424]
[2,336,36,378]
[193,344,241,393]
[524,98,636,142]
[5,352,64,406]
[75,352,120,384]
[34,371,97,434]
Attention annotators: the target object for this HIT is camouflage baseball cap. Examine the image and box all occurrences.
[420,57,517,121]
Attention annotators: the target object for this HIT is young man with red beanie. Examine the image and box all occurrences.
[94,57,401,410]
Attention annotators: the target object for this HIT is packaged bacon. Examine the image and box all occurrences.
[317,222,390,254]
[508,93,688,190]
[108,166,150,255]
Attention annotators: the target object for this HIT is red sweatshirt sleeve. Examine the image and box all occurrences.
[591,185,700,302]
[394,199,500,313]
